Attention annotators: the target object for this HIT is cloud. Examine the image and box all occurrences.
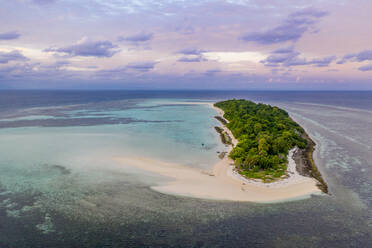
[118,32,153,42]
[41,60,70,69]
[32,0,57,5]
[358,64,372,72]
[309,56,337,67]
[241,25,306,45]
[261,46,336,67]
[337,54,356,64]
[204,69,221,76]
[288,8,328,19]
[44,40,120,58]
[0,50,28,64]
[176,48,208,62]
[338,50,372,64]
[272,46,295,54]
[177,48,206,55]
[125,62,157,72]
[240,8,329,45]
[354,50,372,61]
[282,56,308,66]
[178,56,207,62]
[0,31,21,40]
[96,61,157,76]
[265,51,300,64]
[262,46,300,65]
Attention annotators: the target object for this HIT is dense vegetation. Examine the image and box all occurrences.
[214,99,308,180]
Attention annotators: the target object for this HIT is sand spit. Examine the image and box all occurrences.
[114,101,322,203]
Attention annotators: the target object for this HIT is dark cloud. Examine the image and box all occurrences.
[337,53,356,64]
[0,31,21,40]
[354,50,372,61]
[240,8,329,45]
[261,47,336,67]
[177,48,208,62]
[272,46,295,54]
[358,64,372,72]
[0,50,28,64]
[241,25,306,45]
[309,56,337,67]
[265,50,300,64]
[338,50,372,64]
[45,40,120,58]
[205,69,221,74]
[282,56,308,66]
[118,32,153,42]
[177,48,206,55]
[178,56,207,62]
[126,62,157,72]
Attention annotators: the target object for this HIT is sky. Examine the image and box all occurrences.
[0,0,372,89]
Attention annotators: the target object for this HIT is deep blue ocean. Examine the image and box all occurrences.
[0,90,371,248]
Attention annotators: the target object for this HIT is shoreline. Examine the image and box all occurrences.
[297,130,328,193]
[114,101,323,203]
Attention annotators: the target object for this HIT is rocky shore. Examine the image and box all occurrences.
[293,131,328,193]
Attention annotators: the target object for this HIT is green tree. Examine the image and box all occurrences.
[214,99,308,176]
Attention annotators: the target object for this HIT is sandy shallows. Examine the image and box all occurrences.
[114,152,321,203]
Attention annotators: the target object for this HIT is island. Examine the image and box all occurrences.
[214,99,328,193]
[115,100,327,202]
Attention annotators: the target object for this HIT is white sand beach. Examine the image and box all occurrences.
[114,102,322,203]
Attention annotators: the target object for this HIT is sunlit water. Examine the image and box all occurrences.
[0,90,371,247]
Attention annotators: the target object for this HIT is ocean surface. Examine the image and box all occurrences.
[0,90,371,247]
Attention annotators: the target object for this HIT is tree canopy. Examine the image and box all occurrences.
[215,99,308,180]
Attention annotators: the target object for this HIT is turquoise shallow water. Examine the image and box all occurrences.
[0,91,371,247]
[0,98,228,242]
[0,98,224,195]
